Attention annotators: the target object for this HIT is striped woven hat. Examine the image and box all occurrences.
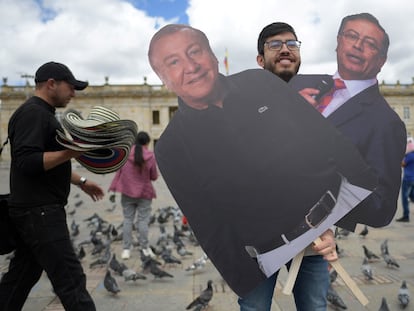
[62,106,120,128]
[57,106,138,174]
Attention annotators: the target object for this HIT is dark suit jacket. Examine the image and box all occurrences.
[289,74,406,230]
[156,69,378,297]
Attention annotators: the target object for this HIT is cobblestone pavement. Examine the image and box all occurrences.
[0,160,413,311]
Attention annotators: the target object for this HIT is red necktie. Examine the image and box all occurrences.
[315,79,346,113]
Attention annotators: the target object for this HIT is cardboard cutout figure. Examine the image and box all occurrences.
[289,74,406,230]
[149,24,379,298]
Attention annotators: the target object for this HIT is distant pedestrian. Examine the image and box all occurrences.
[397,147,414,222]
[109,131,158,259]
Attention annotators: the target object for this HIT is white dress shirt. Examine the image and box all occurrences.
[322,72,377,117]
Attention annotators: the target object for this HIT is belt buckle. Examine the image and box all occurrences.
[305,191,336,228]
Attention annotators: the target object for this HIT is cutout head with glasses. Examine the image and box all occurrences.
[256,22,302,82]
[336,13,388,80]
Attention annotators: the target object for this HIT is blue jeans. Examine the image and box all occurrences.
[401,179,414,218]
[238,255,329,311]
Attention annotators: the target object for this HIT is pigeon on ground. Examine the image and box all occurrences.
[109,193,116,203]
[326,284,347,309]
[122,268,147,282]
[147,258,173,279]
[157,207,173,224]
[161,248,182,265]
[359,225,368,238]
[149,214,156,225]
[329,268,338,284]
[378,297,390,311]
[106,204,117,212]
[185,253,209,272]
[336,243,345,258]
[382,251,400,268]
[151,263,173,279]
[104,270,120,294]
[77,245,86,260]
[90,245,111,268]
[155,224,171,248]
[109,254,124,275]
[336,227,351,239]
[91,233,107,256]
[186,280,213,310]
[361,258,374,280]
[380,240,400,268]
[380,239,388,256]
[142,256,174,279]
[67,208,76,216]
[102,223,118,239]
[177,244,193,257]
[173,228,185,248]
[84,213,101,222]
[90,257,109,269]
[141,254,163,268]
[173,224,187,238]
[362,245,380,262]
[84,213,108,228]
[70,220,80,237]
[398,280,410,309]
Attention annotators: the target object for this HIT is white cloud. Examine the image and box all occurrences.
[0,0,413,86]
[189,0,414,84]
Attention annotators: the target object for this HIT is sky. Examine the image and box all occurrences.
[0,0,413,87]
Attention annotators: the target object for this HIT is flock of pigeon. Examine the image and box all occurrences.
[0,189,411,310]
[69,197,411,311]
[67,195,215,310]
[327,226,410,310]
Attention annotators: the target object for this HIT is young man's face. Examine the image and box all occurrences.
[257,32,301,82]
[151,29,220,108]
[49,80,75,108]
[336,19,387,80]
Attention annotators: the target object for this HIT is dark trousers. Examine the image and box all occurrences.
[0,205,96,311]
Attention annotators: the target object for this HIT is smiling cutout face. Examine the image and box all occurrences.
[257,31,301,82]
[336,18,387,80]
[149,26,221,109]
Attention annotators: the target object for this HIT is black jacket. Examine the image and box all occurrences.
[8,97,71,207]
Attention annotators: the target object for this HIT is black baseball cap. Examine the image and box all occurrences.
[35,61,88,90]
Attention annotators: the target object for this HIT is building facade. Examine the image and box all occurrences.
[0,79,413,161]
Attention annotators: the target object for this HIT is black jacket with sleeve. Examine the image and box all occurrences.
[8,97,71,207]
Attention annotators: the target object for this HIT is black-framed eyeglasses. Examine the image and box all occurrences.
[264,40,301,51]
[339,30,381,53]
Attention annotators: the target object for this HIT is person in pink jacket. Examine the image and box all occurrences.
[109,131,158,259]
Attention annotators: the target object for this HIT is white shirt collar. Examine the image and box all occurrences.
[333,72,377,98]
[322,72,377,117]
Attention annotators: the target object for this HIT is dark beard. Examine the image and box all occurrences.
[277,71,295,82]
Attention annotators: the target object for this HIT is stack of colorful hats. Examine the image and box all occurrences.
[56,106,138,174]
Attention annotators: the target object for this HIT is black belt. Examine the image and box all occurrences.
[246,190,337,257]
[281,190,336,245]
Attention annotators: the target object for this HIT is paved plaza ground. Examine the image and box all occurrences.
[0,160,413,311]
